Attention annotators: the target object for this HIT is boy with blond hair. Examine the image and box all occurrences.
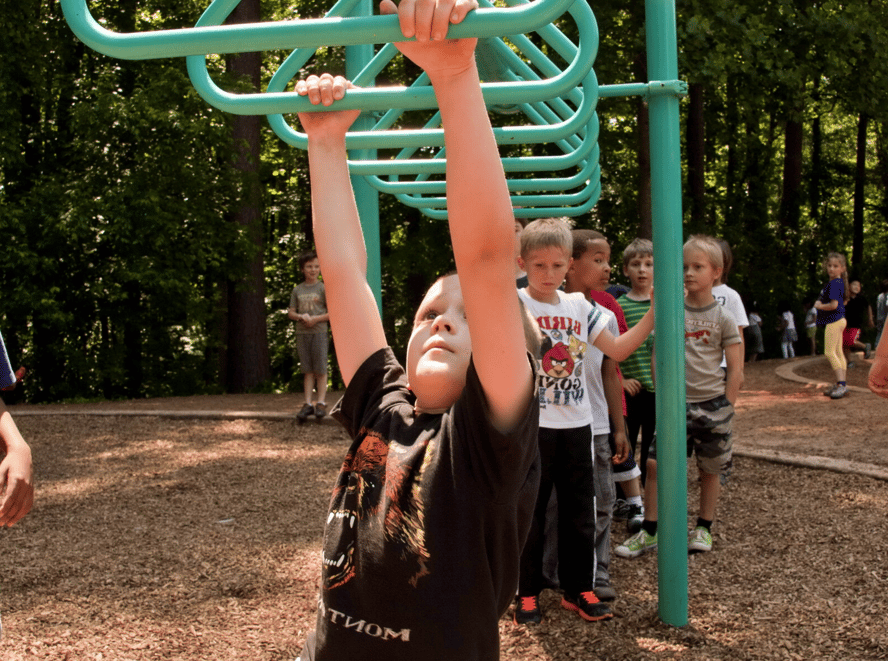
[293,2,540,658]
[514,219,653,624]
[616,235,742,558]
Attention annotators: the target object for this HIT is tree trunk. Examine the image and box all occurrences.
[778,116,803,256]
[852,113,868,274]
[687,82,706,233]
[224,0,271,392]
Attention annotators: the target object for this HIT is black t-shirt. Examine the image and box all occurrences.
[302,348,539,661]
[845,294,869,329]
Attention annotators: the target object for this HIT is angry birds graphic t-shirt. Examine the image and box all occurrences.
[518,289,609,429]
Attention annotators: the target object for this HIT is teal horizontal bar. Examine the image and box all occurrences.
[61,0,577,59]
[599,80,688,98]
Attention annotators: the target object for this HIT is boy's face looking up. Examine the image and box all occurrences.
[683,249,722,298]
[519,246,572,303]
[569,239,611,293]
[624,253,654,294]
[407,274,471,412]
[302,258,321,284]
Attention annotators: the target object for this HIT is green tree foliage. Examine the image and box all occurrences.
[1,0,247,401]
[4,0,888,402]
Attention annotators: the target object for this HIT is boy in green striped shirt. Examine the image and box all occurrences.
[616,239,656,485]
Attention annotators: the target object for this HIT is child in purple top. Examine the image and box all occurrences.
[814,252,849,399]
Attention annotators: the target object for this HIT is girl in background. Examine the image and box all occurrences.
[778,302,797,359]
[814,253,849,399]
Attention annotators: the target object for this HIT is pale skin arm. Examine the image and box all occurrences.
[382,0,532,431]
[724,342,743,405]
[295,80,386,386]
[868,330,888,398]
[0,401,34,527]
[592,306,654,363]
[302,312,330,329]
[814,299,838,312]
[602,358,629,463]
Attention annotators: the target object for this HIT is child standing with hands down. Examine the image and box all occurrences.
[815,253,849,399]
[616,236,742,558]
[288,252,330,421]
[617,239,656,485]
[514,219,654,625]
[293,2,541,658]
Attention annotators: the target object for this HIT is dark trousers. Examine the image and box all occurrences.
[625,388,656,485]
[519,425,596,597]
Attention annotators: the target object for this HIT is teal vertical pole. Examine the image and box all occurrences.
[646,0,688,626]
[346,0,382,312]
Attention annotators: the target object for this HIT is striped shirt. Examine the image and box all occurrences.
[617,295,655,392]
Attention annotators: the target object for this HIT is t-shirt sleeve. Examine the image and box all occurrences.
[289,286,299,309]
[727,290,748,329]
[721,309,742,347]
[332,347,411,439]
[452,353,539,500]
[827,279,844,303]
[586,301,610,346]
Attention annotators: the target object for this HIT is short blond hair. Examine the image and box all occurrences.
[683,235,723,271]
[520,218,572,259]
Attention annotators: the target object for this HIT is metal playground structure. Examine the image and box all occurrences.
[61,0,691,627]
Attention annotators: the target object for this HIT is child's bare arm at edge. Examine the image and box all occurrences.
[382,0,533,432]
[602,358,629,464]
[723,342,743,405]
[868,331,888,398]
[0,401,34,527]
[295,76,387,386]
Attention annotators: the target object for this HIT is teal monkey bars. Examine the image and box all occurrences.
[61,0,689,628]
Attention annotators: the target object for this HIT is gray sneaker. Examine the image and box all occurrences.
[296,403,315,422]
[612,499,632,520]
[626,504,645,534]
[829,384,848,399]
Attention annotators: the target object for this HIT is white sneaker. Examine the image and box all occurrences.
[615,529,658,558]
[688,526,713,553]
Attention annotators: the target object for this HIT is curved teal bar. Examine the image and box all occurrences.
[60,0,577,59]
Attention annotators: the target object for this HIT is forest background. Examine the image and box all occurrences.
[2,0,888,403]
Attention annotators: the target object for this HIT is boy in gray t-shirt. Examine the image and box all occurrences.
[288,252,330,421]
[616,235,742,558]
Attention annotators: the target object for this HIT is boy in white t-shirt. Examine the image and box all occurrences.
[514,218,653,625]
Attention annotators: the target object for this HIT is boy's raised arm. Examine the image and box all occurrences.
[382,0,533,431]
[296,76,388,386]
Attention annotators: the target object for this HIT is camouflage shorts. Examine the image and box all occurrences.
[649,395,734,476]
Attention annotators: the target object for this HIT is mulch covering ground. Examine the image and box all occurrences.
[2,356,887,660]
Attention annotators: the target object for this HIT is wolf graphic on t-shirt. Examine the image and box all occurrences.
[323,430,433,591]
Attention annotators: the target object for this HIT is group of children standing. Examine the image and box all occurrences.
[510,223,748,624]
[282,2,888,657]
